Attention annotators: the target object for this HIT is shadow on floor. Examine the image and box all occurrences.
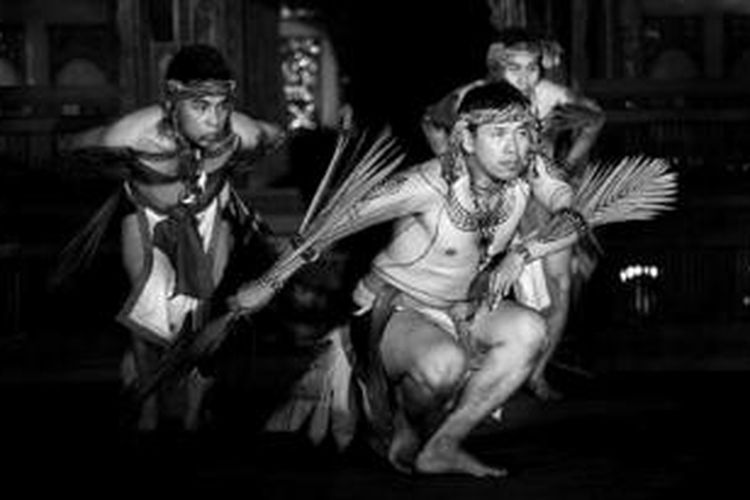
[2,367,748,498]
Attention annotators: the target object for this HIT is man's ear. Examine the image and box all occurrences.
[164,79,182,94]
[460,126,475,154]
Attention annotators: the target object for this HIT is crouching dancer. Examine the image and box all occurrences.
[247,81,585,477]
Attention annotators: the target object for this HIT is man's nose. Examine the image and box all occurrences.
[205,108,221,128]
[504,136,519,154]
[510,133,529,156]
[521,71,534,87]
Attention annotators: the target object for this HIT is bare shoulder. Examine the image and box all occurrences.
[452,79,487,108]
[411,158,450,196]
[535,79,574,105]
[425,79,485,118]
[231,111,283,149]
[416,157,446,178]
[370,159,442,197]
[540,79,602,110]
[100,105,165,149]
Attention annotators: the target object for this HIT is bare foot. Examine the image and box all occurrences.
[387,413,421,474]
[528,376,563,401]
[415,437,507,478]
[137,396,158,431]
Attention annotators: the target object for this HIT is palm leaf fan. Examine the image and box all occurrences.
[532,155,678,243]
[258,127,406,287]
[133,126,406,404]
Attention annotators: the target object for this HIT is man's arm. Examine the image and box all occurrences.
[488,198,581,307]
[561,95,605,168]
[63,105,161,152]
[64,125,108,150]
[231,111,285,150]
[521,156,579,262]
[231,164,436,310]
[421,81,481,156]
[546,90,605,169]
[338,164,435,231]
[55,107,163,178]
[422,96,456,156]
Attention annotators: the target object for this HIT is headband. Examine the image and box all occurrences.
[163,79,237,102]
[456,104,534,129]
[486,40,562,70]
[159,78,238,154]
[442,103,535,183]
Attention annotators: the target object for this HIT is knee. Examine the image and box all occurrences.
[554,271,572,294]
[414,343,467,394]
[508,310,547,357]
[546,259,572,294]
[548,272,572,310]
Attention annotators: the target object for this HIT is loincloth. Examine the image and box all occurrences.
[117,184,230,345]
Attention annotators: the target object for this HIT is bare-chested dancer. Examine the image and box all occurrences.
[422,28,605,400]
[65,44,282,430]
[238,80,586,476]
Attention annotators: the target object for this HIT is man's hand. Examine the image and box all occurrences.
[487,247,529,309]
[228,277,280,314]
[544,103,604,133]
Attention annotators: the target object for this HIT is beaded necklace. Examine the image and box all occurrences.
[472,179,512,268]
[445,179,515,269]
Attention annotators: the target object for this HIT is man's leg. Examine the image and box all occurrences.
[120,214,161,430]
[379,309,467,473]
[184,369,214,430]
[529,248,571,400]
[129,337,161,430]
[415,302,546,477]
[182,218,233,430]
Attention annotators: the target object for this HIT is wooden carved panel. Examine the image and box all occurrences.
[641,16,704,79]
[724,14,750,79]
[0,24,25,85]
[48,24,119,86]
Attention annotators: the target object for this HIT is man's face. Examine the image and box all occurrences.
[174,94,231,147]
[465,119,533,182]
[498,50,541,97]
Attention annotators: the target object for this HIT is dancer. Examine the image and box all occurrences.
[227,75,672,478]
[59,44,283,430]
[255,80,579,476]
[422,27,605,399]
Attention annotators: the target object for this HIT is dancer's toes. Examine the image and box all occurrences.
[387,413,421,474]
[529,376,563,401]
[415,438,507,478]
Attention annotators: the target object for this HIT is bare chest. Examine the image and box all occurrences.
[388,187,527,267]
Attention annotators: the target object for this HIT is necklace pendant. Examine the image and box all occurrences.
[180,191,197,205]
[476,231,492,269]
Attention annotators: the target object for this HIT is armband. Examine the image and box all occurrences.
[555,208,589,236]
[511,244,532,264]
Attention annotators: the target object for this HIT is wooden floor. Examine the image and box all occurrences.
[2,363,748,498]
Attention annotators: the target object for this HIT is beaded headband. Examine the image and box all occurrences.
[442,103,535,183]
[163,79,237,102]
[456,104,534,129]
